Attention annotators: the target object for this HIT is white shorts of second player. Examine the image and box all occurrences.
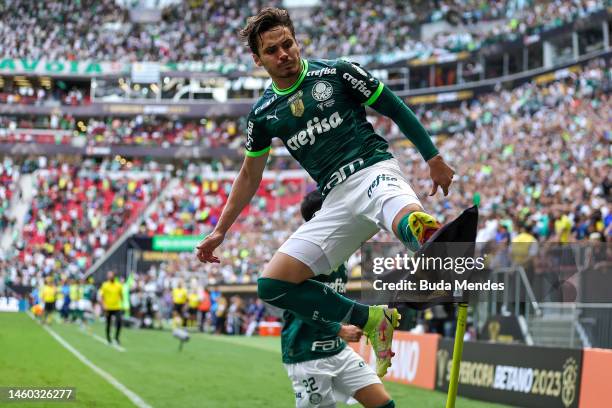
[285,347,381,408]
[78,299,92,312]
[279,158,421,275]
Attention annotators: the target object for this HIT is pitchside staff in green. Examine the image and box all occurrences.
[282,191,394,408]
[196,7,455,379]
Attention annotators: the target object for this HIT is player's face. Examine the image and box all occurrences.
[253,26,301,80]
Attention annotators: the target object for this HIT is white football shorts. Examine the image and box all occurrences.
[279,158,421,275]
[285,347,381,407]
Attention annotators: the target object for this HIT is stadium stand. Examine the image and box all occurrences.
[139,175,306,235]
[0,157,19,232]
[7,159,169,284]
[1,0,607,66]
[0,116,245,148]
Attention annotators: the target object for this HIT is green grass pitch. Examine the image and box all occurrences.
[0,313,510,407]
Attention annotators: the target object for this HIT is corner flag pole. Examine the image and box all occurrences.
[445,302,468,408]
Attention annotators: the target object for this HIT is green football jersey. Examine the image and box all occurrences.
[245,58,393,196]
[82,284,95,301]
[281,263,349,364]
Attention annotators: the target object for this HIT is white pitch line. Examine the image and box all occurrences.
[76,325,127,352]
[89,332,127,352]
[28,314,152,408]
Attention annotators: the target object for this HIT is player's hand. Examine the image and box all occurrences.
[195,230,225,263]
[427,155,455,196]
[338,324,363,342]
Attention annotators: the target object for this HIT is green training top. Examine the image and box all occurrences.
[245,58,393,196]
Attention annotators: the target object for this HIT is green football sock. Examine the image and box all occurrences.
[258,277,370,327]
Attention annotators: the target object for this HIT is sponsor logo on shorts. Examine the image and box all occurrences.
[367,174,398,198]
[309,393,323,404]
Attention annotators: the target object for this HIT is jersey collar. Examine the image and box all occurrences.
[271,59,308,96]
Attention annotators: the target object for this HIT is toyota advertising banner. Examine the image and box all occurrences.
[435,339,583,408]
[350,332,439,390]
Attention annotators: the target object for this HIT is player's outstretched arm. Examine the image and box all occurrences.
[195,152,268,263]
[370,86,454,195]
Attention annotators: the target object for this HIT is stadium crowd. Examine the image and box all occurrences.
[0,87,90,106]
[0,157,19,232]
[0,0,607,67]
[0,115,245,149]
[2,158,170,287]
[427,0,608,52]
[397,59,611,243]
[139,174,305,236]
[1,60,610,292]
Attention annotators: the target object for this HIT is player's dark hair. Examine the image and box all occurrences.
[240,7,296,56]
[300,190,323,222]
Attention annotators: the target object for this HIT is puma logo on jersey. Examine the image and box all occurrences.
[266,110,279,121]
[286,111,343,151]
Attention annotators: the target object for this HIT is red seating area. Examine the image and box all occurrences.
[19,163,167,273]
[141,176,308,236]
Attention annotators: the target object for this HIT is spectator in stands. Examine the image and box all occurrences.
[0,0,606,67]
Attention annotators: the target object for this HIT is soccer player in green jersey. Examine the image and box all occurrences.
[283,191,394,408]
[196,7,455,378]
[80,277,96,331]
